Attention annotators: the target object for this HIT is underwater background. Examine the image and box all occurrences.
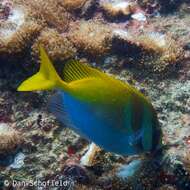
[0,0,190,189]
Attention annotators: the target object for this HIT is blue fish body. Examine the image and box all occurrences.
[49,91,160,155]
[17,47,162,156]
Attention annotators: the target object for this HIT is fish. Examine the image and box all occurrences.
[17,45,162,156]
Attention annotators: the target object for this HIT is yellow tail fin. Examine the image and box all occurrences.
[17,45,66,91]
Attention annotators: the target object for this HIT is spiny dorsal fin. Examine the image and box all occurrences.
[63,60,105,83]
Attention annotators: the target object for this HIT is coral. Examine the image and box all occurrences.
[14,0,71,32]
[1,21,43,55]
[0,0,190,189]
[111,29,184,73]
[96,158,164,190]
[32,28,77,62]
[0,123,23,155]
[0,2,43,56]
[61,0,88,11]
[137,32,168,54]
[0,3,26,42]
[0,0,73,57]
[137,32,184,72]
[100,0,137,18]
[60,0,96,16]
[67,20,112,56]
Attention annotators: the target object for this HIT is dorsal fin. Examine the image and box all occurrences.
[63,60,105,82]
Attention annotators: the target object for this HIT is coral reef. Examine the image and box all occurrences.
[0,0,185,75]
[1,21,42,56]
[137,31,184,72]
[112,29,184,73]
[100,0,137,19]
[60,0,96,16]
[0,3,24,38]
[0,0,190,189]
[32,28,77,62]
[0,123,23,155]
[1,47,190,189]
[61,0,88,11]
[0,1,43,56]
[0,0,75,60]
[14,0,70,32]
[67,20,112,56]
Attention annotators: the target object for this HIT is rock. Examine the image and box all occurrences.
[62,159,90,185]
[184,42,190,50]
[156,184,178,190]
[9,152,25,169]
[116,159,142,179]
[80,143,101,167]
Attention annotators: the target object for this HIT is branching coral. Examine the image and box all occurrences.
[0,123,23,155]
[67,20,112,56]
[32,28,77,62]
